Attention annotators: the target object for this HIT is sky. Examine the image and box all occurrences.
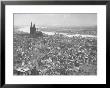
[14,13,97,27]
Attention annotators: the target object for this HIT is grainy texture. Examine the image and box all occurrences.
[13,13,97,75]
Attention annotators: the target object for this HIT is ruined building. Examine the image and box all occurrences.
[30,22,43,37]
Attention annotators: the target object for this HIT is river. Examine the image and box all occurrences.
[17,26,97,38]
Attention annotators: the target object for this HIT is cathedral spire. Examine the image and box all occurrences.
[31,22,32,28]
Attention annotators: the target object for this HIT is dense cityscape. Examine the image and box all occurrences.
[13,26,97,75]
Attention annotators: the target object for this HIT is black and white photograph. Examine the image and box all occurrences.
[3,3,106,84]
[13,13,97,76]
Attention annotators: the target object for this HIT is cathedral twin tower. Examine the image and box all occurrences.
[30,22,37,35]
[30,22,43,37]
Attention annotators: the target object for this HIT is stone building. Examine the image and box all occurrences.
[30,22,43,37]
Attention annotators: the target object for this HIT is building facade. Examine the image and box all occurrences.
[30,22,43,37]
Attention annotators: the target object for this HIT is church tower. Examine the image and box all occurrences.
[31,22,32,28]
[30,22,33,34]
[30,21,43,37]
[30,22,36,35]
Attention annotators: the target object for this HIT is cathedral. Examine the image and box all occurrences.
[30,22,43,37]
